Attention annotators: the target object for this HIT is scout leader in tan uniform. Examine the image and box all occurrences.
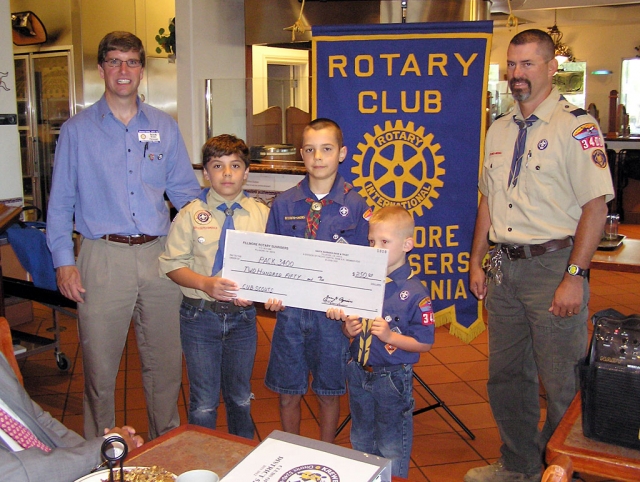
[467,29,613,482]
[159,134,269,439]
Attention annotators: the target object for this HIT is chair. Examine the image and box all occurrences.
[0,316,23,385]
[252,106,283,146]
[285,106,310,160]
[1,213,74,371]
[618,149,640,223]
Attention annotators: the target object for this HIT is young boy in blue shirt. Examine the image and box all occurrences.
[265,118,371,442]
[159,134,269,439]
[327,205,434,477]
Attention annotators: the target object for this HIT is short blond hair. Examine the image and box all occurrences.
[369,206,414,239]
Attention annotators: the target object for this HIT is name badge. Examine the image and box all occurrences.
[138,130,160,143]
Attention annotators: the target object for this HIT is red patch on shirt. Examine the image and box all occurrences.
[419,296,434,325]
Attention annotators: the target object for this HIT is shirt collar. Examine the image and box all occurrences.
[96,94,148,125]
[386,263,412,285]
[293,174,348,204]
[202,187,248,209]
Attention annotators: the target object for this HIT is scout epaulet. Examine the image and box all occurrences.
[569,107,588,117]
[494,112,507,121]
[344,182,353,194]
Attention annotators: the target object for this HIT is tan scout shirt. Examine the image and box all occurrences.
[480,87,614,245]
[159,188,270,300]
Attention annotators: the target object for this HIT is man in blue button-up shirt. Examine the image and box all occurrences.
[46,32,201,440]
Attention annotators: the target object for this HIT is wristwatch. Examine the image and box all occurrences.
[566,264,589,278]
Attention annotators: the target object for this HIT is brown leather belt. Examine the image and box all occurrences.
[182,296,245,314]
[500,237,573,260]
[102,234,158,245]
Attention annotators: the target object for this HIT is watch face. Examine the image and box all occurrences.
[568,265,578,275]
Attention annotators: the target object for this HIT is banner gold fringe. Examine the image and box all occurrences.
[449,318,486,344]
[434,304,456,327]
[434,304,486,344]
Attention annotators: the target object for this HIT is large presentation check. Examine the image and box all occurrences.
[222,230,388,316]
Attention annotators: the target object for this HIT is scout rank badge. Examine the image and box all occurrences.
[485,246,503,285]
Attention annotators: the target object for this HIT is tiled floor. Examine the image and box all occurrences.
[11,224,640,482]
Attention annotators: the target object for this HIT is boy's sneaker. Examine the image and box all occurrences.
[464,461,541,482]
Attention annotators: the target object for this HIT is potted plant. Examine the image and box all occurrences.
[155,17,176,60]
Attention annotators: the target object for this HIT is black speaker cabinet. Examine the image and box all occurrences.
[580,309,640,450]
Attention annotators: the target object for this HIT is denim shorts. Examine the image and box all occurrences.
[265,307,349,396]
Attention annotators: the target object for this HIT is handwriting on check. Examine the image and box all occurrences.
[224,232,388,315]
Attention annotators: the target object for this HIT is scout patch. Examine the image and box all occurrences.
[339,206,349,217]
[385,326,402,355]
[572,123,603,151]
[591,149,608,169]
[419,296,435,326]
[363,207,373,221]
[284,215,306,221]
[194,210,212,225]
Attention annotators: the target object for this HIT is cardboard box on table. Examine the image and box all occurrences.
[221,430,392,482]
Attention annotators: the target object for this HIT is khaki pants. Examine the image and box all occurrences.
[77,236,181,439]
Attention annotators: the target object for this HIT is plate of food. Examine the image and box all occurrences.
[74,466,176,482]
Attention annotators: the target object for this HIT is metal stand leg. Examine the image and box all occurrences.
[411,371,475,440]
[336,370,476,440]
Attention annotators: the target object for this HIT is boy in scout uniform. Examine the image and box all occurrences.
[327,206,434,477]
[159,134,269,439]
[264,118,371,443]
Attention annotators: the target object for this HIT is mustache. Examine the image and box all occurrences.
[510,77,531,90]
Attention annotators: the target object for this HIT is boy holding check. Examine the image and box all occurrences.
[327,205,434,477]
[159,134,269,439]
[264,118,371,442]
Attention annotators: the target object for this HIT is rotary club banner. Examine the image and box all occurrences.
[313,21,492,342]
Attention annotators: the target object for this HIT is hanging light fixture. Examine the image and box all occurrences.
[547,10,575,66]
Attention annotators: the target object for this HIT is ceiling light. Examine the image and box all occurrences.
[548,11,575,65]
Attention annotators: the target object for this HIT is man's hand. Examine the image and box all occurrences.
[469,264,488,301]
[104,426,144,450]
[549,276,583,318]
[56,265,85,303]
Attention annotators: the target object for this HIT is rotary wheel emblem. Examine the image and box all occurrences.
[352,120,445,217]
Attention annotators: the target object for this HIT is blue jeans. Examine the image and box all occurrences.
[179,300,257,439]
[485,247,588,475]
[346,360,414,478]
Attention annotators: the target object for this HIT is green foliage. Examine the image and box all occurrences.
[155,17,176,56]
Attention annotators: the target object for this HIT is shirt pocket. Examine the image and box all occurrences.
[192,228,219,274]
[483,155,509,194]
[280,218,306,238]
[141,145,167,187]
[325,218,359,242]
[521,152,563,204]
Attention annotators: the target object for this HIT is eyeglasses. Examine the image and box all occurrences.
[103,58,142,68]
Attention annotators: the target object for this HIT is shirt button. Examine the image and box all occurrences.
[509,204,513,208]
[508,227,512,232]
[128,149,131,152]
[129,170,133,174]
[130,192,134,195]
[126,128,129,132]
